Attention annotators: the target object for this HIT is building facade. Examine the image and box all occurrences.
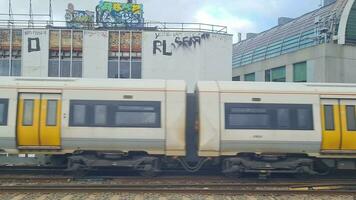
[0,2,232,91]
[232,0,356,83]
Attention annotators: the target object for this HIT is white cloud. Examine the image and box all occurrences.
[195,6,256,42]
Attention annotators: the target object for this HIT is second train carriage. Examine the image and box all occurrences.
[197,81,356,176]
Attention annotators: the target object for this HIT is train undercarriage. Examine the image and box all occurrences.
[1,151,356,178]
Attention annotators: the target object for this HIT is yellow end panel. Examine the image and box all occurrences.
[341,104,356,150]
[17,98,40,146]
[321,104,341,150]
[39,99,61,146]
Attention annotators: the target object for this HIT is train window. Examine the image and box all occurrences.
[46,100,58,126]
[94,105,107,125]
[225,103,314,130]
[72,104,86,125]
[324,105,335,131]
[346,105,356,131]
[23,100,34,126]
[0,99,9,126]
[69,100,160,128]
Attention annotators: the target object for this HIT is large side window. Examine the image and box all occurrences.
[69,100,160,128]
[225,103,314,130]
[0,99,9,126]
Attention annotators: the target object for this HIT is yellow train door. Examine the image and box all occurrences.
[17,93,62,149]
[321,99,341,150]
[340,100,356,150]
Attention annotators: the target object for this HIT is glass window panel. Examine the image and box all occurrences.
[115,112,156,126]
[23,100,34,126]
[271,66,286,82]
[228,114,271,129]
[244,73,255,81]
[108,60,119,78]
[11,59,21,76]
[46,100,57,126]
[48,60,59,77]
[73,105,86,125]
[265,69,271,82]
[324,105,335,131]
[0,103,4,124]
[0,60,9,76]
[94,105,107,125]
[131,62,141,79]
[72,60,82,78]
[346,105,356,131]
[120,61,130,79]
[277,108,290,129]
[294,62,307,82]
[60,60,71,77]
[232,76,240,81]
[297,108,313,129]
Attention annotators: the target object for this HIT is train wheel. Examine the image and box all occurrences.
[139,158,161,177]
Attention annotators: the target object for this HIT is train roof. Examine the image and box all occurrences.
[197,81,356,95]
[0,77,186,91]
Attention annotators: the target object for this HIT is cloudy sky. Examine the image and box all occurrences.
[0,0,321,41]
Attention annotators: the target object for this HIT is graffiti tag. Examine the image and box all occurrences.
[96,1,144,28]
[65,3,95,28]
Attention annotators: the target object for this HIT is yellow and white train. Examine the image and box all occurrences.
[1,77,356,176]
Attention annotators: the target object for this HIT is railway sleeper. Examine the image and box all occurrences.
[66,151,161,177]
[222,155,318,178]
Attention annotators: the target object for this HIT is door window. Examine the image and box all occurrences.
[346,105,356,131]
[23,100,34,126]
[46,100,58,126]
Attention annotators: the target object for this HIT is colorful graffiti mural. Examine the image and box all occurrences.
[96,1,144,28]
[65,3,95,28]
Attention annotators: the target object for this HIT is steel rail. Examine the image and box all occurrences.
[1,184,356,195]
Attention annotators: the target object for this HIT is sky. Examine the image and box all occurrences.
[0,0,322,41]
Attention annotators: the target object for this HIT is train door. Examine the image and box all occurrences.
[321,99,341,150]
[340,100,356,150]
[17,93,62,149]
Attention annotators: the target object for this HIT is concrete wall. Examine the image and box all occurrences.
[142,31,232,91]
[82,31,109,78]
[232,43,356,83]
[22,29,49,77]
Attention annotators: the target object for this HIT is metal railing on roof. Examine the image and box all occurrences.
[0,19,228,34]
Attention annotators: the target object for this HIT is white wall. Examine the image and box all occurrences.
[22,29,49,77]
[142,31,232,91]
[83,30,108,78]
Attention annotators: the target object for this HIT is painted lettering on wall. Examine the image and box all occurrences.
[65,3,95,28]
[153,33,210,56]
[96,1,144,28]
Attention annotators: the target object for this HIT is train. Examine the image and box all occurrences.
[0,77,356,177]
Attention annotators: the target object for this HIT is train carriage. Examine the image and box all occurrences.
[0,78,186,175]
[197,81,356,176]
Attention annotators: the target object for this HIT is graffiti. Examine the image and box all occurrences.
[65,3,95,28]
[153,40,172,56]
[28,38,40,52]
[153,33,210,56]
[96,1,144,28]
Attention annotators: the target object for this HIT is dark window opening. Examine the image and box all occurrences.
[0,99,9,126]
[324,105,335,131]
[346,105,356,131]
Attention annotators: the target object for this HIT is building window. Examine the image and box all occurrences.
[49,30,83,77]
[225,103,314,130]
[232,76,240,81]
[0,29,22,76]
[244,73,255,81]
[265,66,286,82]
[293,62,307,82]
[108,31,142,79]
[69,100,161,128]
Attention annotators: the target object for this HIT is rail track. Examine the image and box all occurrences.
[1,175,356,195]
[1,182,356,195]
